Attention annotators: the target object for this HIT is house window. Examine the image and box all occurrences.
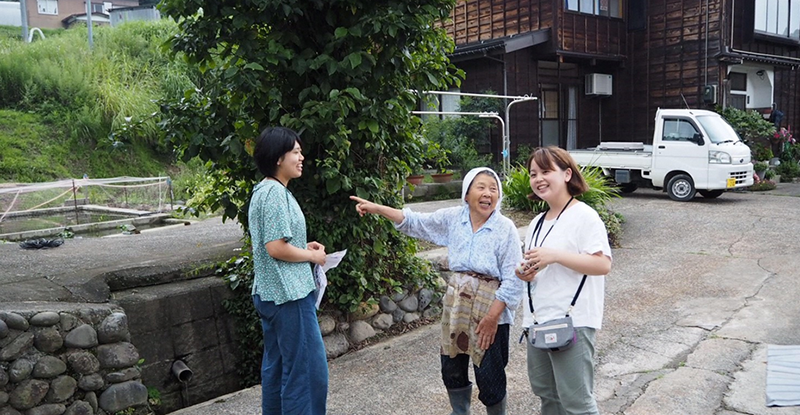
[37,0,58,15]
[566,0,623,18]
[91,3,104,13]
[539,89,560,147]
[754,0,800,39]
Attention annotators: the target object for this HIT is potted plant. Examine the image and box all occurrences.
[754,161,769,180]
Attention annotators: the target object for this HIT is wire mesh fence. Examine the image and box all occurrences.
[0,176,173,227]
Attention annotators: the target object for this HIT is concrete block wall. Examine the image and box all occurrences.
[112,277,239,414]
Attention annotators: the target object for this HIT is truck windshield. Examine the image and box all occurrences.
[696,115,743,144]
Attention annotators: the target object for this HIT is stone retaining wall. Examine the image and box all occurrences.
[320,251,449,359]
[0,303,148,415]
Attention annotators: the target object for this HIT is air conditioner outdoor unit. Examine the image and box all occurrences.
[586,73,613,96]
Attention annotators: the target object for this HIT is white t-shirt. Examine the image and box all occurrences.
[521,201,612,329]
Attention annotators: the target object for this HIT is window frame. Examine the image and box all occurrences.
[754,0,800,40]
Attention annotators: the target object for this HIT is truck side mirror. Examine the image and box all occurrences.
[692,133,704,145]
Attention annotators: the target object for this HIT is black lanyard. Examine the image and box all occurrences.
[525,197,586,318]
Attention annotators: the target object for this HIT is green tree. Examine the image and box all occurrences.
[159,0,462,313]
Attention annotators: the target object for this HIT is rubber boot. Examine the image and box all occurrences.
[447,384,472,415]
[485,396,506,415]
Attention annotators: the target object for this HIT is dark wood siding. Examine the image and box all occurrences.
[444,0,555,42]
[614,0,725,143]
[557,11,626,57]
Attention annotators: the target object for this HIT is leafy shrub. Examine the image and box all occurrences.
[776,159,800,181]
[502,164,623,246]
[751,143,774,161]
[716,106,775,145]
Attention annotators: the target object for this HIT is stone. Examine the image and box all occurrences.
[64,325,98,349]
[0,390,7,405]
[46,375,77,402]
[8,379,49,410]
[423,306,442,319]
[65,401,94,415]
[390,289,407,303]
[0,368,7,387]
[67,351,100,375]
[348,320,375,344]
[318,315,336,336]
[34,327,64,353]
[403,312,420,324]
[33,356,67,379]
[9,359,34,382]
[0,408,21,415]
[348,302,379,321]
[322,333,349,359]
[371,313,394,330]
[391,308,406,323]
[105,367,140,384]
[2,313,29,331]
[78,373,105,391]
[96,342,140,370]
[398,295,419,313]
[84,391,98,413]
[29,312,60,327]
[0,319,8,339]
[336,322,349,332]
[26,403,66,415]
[0,332,34,362]
[59,313,78,332]
[98,381,147,413]
[378,296,398,313]
[97,313,129,344]
[418,288,434,310]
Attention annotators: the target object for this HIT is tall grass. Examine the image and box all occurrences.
[0,21,197,182]
[0,20,193,146]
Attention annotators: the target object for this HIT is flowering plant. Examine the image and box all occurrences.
[772,127,795,144]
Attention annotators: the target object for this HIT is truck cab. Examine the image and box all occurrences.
[570,109,754,201]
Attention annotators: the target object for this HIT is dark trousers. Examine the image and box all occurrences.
[441,324,510,406]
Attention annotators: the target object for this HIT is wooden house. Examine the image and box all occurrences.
[438,0,800,158]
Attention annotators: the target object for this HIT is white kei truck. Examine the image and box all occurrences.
[569,109,755,201]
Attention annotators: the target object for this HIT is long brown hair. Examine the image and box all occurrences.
[526,146,589,201]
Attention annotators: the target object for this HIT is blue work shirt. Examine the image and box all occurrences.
[396,205,524,325]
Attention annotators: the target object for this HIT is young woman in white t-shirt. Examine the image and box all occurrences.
[515,146,612,415]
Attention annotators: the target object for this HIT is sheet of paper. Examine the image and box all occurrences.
[314,249,347,309]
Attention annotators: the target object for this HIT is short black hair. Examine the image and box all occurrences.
[253,127,302,177]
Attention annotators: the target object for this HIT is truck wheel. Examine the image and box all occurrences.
[698,190,724,199]
[618,183,638,193]
[667,174,696,201]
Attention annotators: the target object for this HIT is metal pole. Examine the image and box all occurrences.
[72,180,80,225]
[504,98,537,173]
[19,0,28,42]
[167,177,174,211]
[86,0,93,48]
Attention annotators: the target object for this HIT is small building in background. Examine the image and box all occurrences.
[109,4,159,27]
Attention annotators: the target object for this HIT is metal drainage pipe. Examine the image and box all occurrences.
[171,360,193,383]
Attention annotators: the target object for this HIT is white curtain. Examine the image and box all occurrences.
[567,87,577,150]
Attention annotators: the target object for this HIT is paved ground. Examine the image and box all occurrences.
[166,184,800,415]
[3,184,800,414]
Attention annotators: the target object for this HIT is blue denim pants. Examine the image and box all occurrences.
[253,292,328,415]
[441,324,510,406]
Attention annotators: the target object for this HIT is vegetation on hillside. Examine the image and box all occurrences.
[0,21,193,183]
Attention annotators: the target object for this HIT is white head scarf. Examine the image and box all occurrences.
[461,167,503,212]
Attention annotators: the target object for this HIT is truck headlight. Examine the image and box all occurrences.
[708,150,732,164]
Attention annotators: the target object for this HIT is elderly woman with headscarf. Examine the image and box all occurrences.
[350,167,523,415]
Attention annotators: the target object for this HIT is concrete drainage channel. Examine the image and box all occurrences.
[0,205,180,242]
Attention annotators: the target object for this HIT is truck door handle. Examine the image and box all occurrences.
[658,145,666,149]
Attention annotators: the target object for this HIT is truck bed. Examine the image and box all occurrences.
[570,142,654,170]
